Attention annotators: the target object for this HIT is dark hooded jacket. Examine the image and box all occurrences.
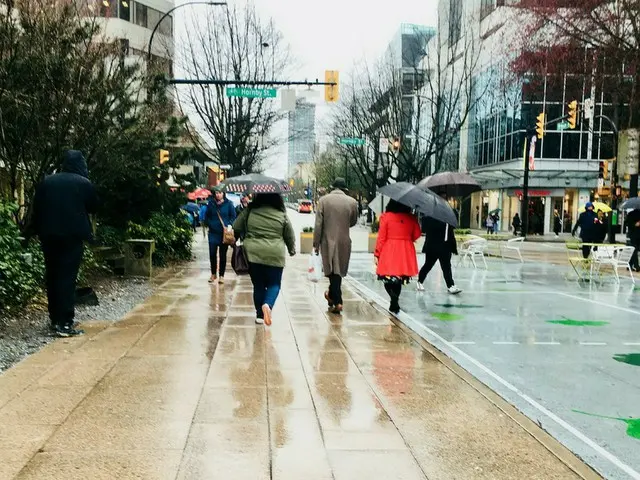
[421,216,458,255]
[33,150,98,241]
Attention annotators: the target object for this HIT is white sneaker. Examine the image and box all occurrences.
[255,318,264,325]
[448,286,462,295]
[416,282,425,292]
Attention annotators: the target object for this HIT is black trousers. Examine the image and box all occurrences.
[383,282,402,301]
[419,250,454,288]
[328,274,343,306]
[209,243,229,277]
[41,237,84,327]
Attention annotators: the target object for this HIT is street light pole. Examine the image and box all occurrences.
[147,1,227,62]
[593,114,619,243]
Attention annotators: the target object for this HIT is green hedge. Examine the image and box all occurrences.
[127,212,193,267]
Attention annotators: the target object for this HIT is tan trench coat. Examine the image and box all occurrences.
[313,190,359,277]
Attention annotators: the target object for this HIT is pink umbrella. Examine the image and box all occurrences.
[187,188,212,201]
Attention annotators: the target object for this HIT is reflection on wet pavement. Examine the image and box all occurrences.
[0,239,596,479]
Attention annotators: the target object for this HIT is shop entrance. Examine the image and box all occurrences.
[527,198,545,235]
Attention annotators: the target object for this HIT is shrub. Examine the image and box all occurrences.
[127,212,193,266]
[302,227,313,233]
[454,229,472,235]
[0,203,44,311]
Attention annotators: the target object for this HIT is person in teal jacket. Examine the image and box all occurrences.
[234,193,295,326]
[204,186,236,283]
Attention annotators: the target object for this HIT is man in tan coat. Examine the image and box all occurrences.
[313,178,359,313]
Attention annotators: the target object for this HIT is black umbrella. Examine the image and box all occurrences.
[378,182,458,227]
[222,173,291,194]
[418,172,481,198]
[621,197,640,210]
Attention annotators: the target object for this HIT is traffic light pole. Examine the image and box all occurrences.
[521,131,532,239]
[593,114,619,243]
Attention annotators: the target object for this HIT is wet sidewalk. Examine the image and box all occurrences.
[0,240,598,479]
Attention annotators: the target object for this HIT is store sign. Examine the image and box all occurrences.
[512,189,551,197]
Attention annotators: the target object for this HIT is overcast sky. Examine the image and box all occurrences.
[176,0,439,178]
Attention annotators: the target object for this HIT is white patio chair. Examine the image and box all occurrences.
[501,237,524,263]
[457,238,488,269]
[594,246,635,283]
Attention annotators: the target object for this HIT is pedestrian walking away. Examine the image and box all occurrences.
[374,200,421,314]
[233,193,295,326]
[30,150,98,337]
[313,178,359,314]
[417,193,462,295]
[205,186,236,284]
[553,210,562,237]
[572,202,602,259]
[235,194,250,217]
[512,213,521,236]
[626,209,640,271]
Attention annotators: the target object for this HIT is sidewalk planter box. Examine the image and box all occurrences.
[368,233,377,253]
[300,233,314,254]
[124,239,155,277]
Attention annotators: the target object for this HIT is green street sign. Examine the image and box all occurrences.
[226,87,277,98]
[557,121,570,131]
[339,137,365,146]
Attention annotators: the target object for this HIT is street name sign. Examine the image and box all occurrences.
[226,87,277,98]
[340,137,365,146]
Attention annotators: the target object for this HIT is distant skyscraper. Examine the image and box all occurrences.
[288,99,316,177]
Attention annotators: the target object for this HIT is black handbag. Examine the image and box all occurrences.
[231,210,250,275]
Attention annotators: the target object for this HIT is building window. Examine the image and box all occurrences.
[448,0,462,46]
[119,0,130,21]
[158,14,172,36]
[135,2,147,27]
[99,0,117,18]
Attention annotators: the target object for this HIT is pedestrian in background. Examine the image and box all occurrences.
[626,209,640,271]
[486,214,494,235]
[553,210,562,238]
[492,212,500,234]
[512,213,521,236]
[236,194,250,217]
[234,193,296,325]
[31,150,98,337]
[205,186,236,284]
[417,193,462,295]
[374,200,421,314]
[572,202,601,259]
[313,178,358,314]
[199,201,208,238]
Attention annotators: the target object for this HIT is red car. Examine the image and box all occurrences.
[298,200,313,214]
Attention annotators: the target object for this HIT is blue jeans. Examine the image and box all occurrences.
[249,263,283,318]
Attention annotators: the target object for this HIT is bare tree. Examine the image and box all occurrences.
[178,4,292,176]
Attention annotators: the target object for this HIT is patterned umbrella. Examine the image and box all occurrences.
[222,173,291,194]
[187,187,212,201]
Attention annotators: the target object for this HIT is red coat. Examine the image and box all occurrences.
[374,212,421,277]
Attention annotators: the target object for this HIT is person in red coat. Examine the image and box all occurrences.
[374,200,422,314]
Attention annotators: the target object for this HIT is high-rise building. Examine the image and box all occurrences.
[288,99,316,178]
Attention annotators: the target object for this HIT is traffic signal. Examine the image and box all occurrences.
[536,112,545,139]
[598,160,609,179]
[325,70,339,103]
[567,100,578,129]
[392,137,401,151]
[159,149,169,164]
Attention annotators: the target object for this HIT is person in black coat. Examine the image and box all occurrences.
[417,207,462,295]
[626,209,640,271]
[572,202,602,259]
[32,150,98,337]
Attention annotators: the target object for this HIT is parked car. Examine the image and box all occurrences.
[298,200,313,214]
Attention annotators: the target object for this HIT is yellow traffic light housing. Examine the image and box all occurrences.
[567,100,578,129]
[159,149,169,165]
[536,112,545,139]
[325,70,339,103]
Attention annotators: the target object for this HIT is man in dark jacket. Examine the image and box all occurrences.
[572,202,602,259]
[417,198,462,294]
[626,209,640,271]
[32,150,98,337]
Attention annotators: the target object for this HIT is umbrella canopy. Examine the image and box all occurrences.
[369,194,390,215]
[378,182,458,227]
[489,208,501,215]
[187,187,212,201]
[182,203,199,214]
[579,201,612,213]
[222,173,291,194]
[418,172,482,198]
[621,197,640,210]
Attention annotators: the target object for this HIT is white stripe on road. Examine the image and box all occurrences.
[493,341,520,345]
[533,341,561,345]
[346,276,640,480]
[558,292,640,316]
[579,342,607,346]
[623,342,640,346]
[450,341,476,345]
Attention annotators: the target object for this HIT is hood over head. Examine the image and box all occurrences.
[61,150,89,178]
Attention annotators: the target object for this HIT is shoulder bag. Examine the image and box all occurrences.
[231,210,250,275]
[216,206,236,245]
